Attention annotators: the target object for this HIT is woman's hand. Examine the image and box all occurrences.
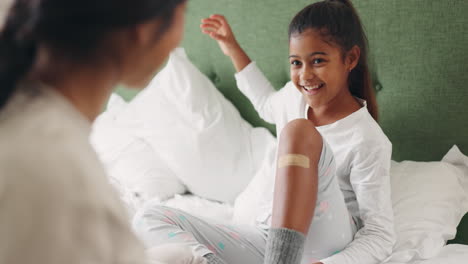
[200,14,240,57]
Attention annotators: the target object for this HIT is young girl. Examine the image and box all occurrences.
[0,0,203,263]
[133,0,395,264]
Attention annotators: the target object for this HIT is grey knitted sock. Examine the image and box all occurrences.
[204,253,227,264]
[263,228,306,264]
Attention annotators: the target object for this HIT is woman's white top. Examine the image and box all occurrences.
[0,82,147,264]
[235,62,396,264]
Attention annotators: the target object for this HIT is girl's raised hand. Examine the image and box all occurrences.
[200,14,240,56]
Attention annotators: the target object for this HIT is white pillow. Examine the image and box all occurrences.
[386,145,468,263]
[442,145,468,199]
[91,94,186,215]
[120,48,264,203]
[233,135,276,226]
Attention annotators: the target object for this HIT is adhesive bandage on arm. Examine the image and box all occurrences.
[277,154,310,169]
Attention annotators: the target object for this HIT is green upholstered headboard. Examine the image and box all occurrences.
[116,0,468,243]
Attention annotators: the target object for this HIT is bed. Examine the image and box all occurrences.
[94,0,468,263]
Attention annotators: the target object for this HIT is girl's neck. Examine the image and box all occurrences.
[307,89,362,127]
[31,49,120,122]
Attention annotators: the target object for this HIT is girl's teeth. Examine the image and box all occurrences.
[304,84,320,90]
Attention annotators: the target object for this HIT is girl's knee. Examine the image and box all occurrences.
[279,119,322,151]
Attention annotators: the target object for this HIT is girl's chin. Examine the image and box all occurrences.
[303,96,327,109]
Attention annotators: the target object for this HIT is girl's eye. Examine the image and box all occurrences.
[291,60,302,66]
[312,58,324,64]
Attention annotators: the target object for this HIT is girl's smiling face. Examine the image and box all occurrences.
[289,29,358,109]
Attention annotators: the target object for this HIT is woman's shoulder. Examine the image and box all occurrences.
[1,124,103,192]
[0,133,143,263]
[0,85,105,202]
[1,82,92,148]
[0,124,125,236]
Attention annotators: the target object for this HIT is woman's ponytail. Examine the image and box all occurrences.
[0,1,38,110]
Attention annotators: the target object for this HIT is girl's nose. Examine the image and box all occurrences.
[300,67,315,81]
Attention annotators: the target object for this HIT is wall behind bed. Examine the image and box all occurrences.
[117,0,468,162]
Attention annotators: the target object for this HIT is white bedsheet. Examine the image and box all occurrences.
[418,244,468,264]
[385,244,468,264]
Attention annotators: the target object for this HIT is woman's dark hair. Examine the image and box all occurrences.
[288,0,378,121]
[0,0,186,110]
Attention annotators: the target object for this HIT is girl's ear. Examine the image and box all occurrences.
[346,45,361,71]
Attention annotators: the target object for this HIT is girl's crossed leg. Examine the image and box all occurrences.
[132,203,267,263]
